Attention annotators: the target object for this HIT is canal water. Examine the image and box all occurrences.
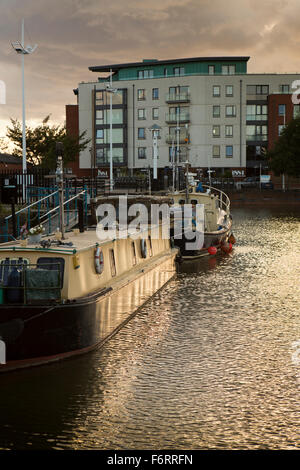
[0,206,299,450]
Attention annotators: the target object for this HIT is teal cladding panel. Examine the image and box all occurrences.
[113,60,247,81]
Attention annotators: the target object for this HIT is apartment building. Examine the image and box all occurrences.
[67,56,300,178]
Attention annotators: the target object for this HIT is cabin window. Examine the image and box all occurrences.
[37,257,65,287]
[132,241,137,265]
[109,249,117,277]
[148,236,153,257]
[0,257,29,285]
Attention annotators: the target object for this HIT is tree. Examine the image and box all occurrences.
[268,116,300,177]
[5,116,90,169]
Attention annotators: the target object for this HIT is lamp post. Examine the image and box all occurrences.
[105,69,118,192]
[149,124,161,180]
[12,19,37,201]
[176,107,180,190]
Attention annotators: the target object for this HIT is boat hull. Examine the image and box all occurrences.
[0,253,176,373]
[173,222,233,260]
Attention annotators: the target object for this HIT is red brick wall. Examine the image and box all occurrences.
[65,104,93,177]
[268,94,293,151]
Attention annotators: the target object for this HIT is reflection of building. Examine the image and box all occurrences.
[66,56,300,178]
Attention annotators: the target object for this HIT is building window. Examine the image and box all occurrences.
[246,125,268,142]
[97,128,123,144]
[212,125,220,137]
[222,65,235,75]
[138,127,146,139]
[174,66,185,76]
[226,145,233,157]
[164,68,168,77]
[212,145,220,158]
[278,104,286,116]
[96,148,125,165]
[293,104,300,118]
[138,147,146,159]
[213,105,220,118]
[138,108,146,120]
[278,125,285,136]
[247,84,269,95]
[213,85,220,97]
[152,108,159,120]
[226,85,233,96]
[96,110,104,125]
[138,69,154,79]
[95,90,104,103]
[152,88,159,100]
[246,104,268,121]
[208,65,215,75]
[225,105,236,117]
[137,89,146,100]
[96,129,104,144]
[279,84,289,93]
[225,125,233,137]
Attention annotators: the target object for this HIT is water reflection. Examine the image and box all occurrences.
[0,207,299,450]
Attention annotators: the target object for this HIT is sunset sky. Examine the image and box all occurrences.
[1,0,300,145]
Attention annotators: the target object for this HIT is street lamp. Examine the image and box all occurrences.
[149,124,161,180]
[12,19,37,201]
[105,69,118,192]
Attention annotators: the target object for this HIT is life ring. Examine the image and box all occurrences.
[140,238,147,258]
[95,246,104,274]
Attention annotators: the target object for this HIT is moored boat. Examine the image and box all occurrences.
[169,183,235,261]
[0,221,177,373]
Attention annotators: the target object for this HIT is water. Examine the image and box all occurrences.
[0,207,299,450]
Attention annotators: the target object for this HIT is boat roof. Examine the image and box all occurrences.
[0,226,162,256]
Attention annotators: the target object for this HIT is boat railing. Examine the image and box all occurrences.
[39,189,88,235]
[174,185,231,214]
[2,190,59,242]
[0,261,62,305]
[202,185,231,214]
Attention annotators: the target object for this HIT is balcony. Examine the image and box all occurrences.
[165,112,190,124]
[166,132,189,144]
[246,114,268,122]
[166,92,190,104]
[246,134,268,142]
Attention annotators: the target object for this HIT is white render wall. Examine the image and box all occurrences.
[77,73,300,170]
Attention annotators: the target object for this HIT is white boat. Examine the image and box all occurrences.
[169,183,235,261]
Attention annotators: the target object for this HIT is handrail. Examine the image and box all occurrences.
[202,184,231,213]
[4,190,59,221]
[40,190,87,220]
[176,184,231,213]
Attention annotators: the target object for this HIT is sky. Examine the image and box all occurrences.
[1,0,300,148]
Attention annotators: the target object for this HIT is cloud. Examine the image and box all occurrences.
[1,0,300,140]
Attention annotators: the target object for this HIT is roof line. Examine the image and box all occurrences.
[89,56,250,72]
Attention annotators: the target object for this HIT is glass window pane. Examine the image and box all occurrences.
[105,109,123,124]
[213,86,220,96]
[247,85,256,94]
[226,145,233,157]
[213,145,220,157]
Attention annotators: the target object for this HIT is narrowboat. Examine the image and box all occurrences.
[0,221,177,373]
